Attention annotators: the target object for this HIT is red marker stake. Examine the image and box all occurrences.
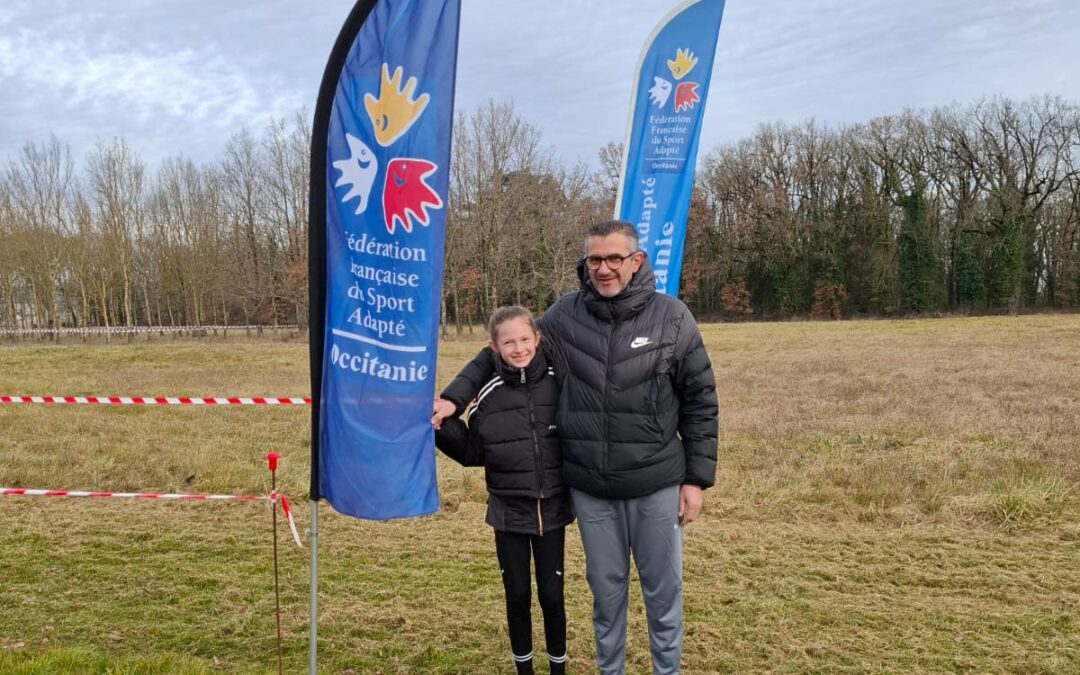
[267,452,283,675]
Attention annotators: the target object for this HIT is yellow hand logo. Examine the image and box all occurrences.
[364,64,430,147]
[666,48,698,81]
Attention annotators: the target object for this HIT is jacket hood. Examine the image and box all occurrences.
[576,253,657,322]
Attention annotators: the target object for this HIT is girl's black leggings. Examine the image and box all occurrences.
[494,527,567,664]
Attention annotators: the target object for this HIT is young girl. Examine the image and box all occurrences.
[433,306,571,675]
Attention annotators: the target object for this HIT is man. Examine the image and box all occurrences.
[435,220,718,674]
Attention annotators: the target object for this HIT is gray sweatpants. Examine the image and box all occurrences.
[572,486,683,675]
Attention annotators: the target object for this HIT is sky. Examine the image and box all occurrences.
[1,0,1078,171]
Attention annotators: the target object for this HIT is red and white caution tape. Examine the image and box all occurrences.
[1,395,310,406]
[1,324,299,336]
[273,492,303,549]
[0,488,261,501]
[1,487,303,548]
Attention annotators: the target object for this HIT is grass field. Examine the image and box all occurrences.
[0,316,1078,674]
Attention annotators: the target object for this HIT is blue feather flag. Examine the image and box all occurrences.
[309,0,461,520]
[615,0,726,296]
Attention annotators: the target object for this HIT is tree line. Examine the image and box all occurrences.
[1,95,1077,333]
[685,95,1080,317]
[0,115,311,331]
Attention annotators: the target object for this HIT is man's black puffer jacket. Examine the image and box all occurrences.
[442,258,718,500]
[436,349,572,534]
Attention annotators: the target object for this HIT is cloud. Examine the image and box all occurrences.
[1,0,1078,170]
[0,1,325,165]
[3,28,287,131]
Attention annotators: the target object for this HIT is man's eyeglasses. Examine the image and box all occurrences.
[583,253,637,271]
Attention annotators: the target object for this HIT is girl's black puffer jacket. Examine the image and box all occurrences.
[436,349,571,534]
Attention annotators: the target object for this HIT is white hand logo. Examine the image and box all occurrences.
[333,133,378,215]
[648,77,672,109]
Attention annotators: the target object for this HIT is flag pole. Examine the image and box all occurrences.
[306,3,381,673]
[308,499,319,675]
[307,2,459,670]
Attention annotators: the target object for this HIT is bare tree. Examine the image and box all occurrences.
[222,128,270,325]
[261,113,311,326]
[86,138,145,327]
[5,136,75,330]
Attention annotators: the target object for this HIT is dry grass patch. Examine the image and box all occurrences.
[1,316,1078,673]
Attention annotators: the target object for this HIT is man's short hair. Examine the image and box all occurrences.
[585,220,639,253]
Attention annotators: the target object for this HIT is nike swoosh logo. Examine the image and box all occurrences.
[630,337,653,349]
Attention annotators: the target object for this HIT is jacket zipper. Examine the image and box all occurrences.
[525,365,546,535]
[602,316,616,480]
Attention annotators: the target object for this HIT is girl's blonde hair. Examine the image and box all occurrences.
[488,305,537,342]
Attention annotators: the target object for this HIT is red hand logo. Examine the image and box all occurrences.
[674,82,700,113]
[382,158,443,234]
